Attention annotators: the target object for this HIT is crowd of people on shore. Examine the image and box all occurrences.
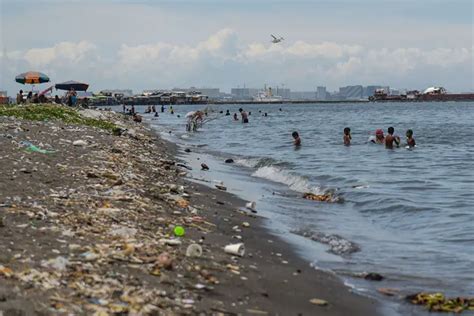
[15,88,87,107]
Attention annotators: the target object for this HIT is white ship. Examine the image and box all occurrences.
[253,86,283,102]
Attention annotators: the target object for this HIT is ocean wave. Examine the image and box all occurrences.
[235,156,288,169]
[292,229,360,255]
[251,165,325,194]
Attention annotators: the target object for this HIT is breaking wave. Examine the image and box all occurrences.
[251,165,324,194]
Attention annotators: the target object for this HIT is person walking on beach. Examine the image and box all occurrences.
[385,126,400,149]
[161,105,165,113]
[343,127,352,146]
[292,131,301,146]
[406,129,416,148]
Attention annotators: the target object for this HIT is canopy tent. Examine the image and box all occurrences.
[55,80,89,91]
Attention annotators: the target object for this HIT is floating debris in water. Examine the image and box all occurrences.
[406,292,474,313]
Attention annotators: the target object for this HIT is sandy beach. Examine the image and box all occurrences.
[0,105,379,315]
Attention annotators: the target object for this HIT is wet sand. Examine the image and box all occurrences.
[0,108,379,315]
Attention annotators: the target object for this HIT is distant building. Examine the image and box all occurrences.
[363,85,390,98]
[172,87,220,99]
[231,88,259,100]
[390,89,400,96]
[101,89,133,97]
[290,91,317,100]
[275,87,291,99]
[339,85,363,100]
[316,86,327,100]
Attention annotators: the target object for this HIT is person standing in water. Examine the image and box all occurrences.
[239,108,249,123]
[233,113,238,121]
[292,131,301,146]
[225,110,230,116]
[371,129,385,144]
[406,129,416,148]
[343,127,352,146]
[385,126,400,149]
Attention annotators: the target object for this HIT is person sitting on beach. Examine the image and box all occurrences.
[54,95,61,104]
[154,112,159,117]
[385,127,400,149]
[406,129,416,148]
[343,127,352,146]
[32,93,39,104]
[27,91,33,102]
[16,90,23,104]
[145,106,152,114]
[225,110,230,116]
[292,131,301,146]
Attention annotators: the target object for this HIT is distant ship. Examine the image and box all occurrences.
[253,86,283,102]
[369,87,474,102]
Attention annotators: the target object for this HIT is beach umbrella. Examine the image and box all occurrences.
[15,71,50,85]
[55,80,89,91]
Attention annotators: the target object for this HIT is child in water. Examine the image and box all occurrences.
[292,131,301,146]
[343,127,352,146]
[406,129,416,148]
[370,129,385,144]
[385,126,400,149]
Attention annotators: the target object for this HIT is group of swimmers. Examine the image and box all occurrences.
[291,127,416,148]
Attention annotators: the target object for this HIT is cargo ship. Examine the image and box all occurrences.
[369,87,474,102]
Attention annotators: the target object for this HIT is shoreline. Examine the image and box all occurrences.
[0,105,380,315]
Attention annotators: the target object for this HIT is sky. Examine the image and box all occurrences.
[0,0,473,95]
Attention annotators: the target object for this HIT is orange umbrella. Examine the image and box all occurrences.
[15,71,50,84]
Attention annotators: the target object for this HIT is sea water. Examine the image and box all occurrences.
[139,102,473,302]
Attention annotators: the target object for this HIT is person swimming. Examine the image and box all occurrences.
[406,129,416,148]
[225,110,230,116]
[343,127,352,146]
[385,126,400,149]
[292,131,301,146]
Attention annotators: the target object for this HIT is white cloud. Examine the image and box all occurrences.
[1,29,472,94]
[23,41,97,67]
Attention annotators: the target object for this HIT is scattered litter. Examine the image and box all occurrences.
[173,225,185,237]
[303,192,333,202]
[309,298,328,306]
[215,185,227,191]
[19,140,54,154]
[224,243,245,257]
[407,292,474,313]
[41,256,69,271]
[72,140,87,146]
[159,239,182,246]
[186,244,203,258]
[378,288,399,296]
